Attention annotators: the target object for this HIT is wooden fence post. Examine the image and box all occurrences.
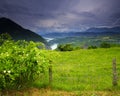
[49,65,52,85]
[112,58,118,86]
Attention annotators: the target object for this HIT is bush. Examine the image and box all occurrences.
[0,40,50,90]
[0,33,12,45]
[88,45,97,49]
[0,34,53,90]
[57,44,74,51]
[100,42,111,48]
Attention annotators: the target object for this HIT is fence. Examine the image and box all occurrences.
[112,58,118,86]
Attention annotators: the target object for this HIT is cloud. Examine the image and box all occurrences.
[33,11,93,32]
[0,0,120,32]
[36,19,59,28]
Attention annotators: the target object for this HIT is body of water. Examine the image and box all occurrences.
[50,43,58,50]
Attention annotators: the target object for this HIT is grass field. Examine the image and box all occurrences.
[34,47,120,92]
[53,48,120,91]
[1,47,120,96]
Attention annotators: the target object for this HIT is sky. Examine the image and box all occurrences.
[0,0,120,33]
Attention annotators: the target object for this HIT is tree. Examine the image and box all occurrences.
[57,44,74,51]
[88,45,97,49]
[100,42,111,48]
[0,33,12,45]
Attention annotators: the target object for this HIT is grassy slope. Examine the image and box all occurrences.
[51,48,120,91]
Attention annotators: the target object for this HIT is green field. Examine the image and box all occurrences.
[1,46,120,96]
[36,47,120,91]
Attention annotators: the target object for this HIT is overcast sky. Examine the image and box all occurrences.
[0,0,120,32]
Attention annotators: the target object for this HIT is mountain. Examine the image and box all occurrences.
[0,17,47,45]
[41,26,120,38]
[86,27,120,33]
[41,32,77,38]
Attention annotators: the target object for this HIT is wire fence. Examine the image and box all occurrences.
[48,58,119,91]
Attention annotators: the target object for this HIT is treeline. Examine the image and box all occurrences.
[56,42,120,51]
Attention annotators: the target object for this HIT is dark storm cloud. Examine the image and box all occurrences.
[0,4,29,15]
[110,12,120,25]
[0,0,120,32]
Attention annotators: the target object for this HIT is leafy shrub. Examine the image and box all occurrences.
[88,45,97,49]
[100,42,111,48]
[0,34,54,90]
[0,33,12,45]
[57,44,74,51]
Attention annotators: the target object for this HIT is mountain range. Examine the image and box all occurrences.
[86,27,120,33]
[0,17,47,45]
[41,27,120,38]
[40,26,120,47]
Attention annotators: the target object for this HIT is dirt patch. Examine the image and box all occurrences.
[79,91,120,96]
[0,88,75,96]
[1,88,120,96]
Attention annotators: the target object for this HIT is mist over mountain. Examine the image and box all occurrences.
[0,17,47,45]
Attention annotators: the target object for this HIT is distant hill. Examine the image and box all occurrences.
[86,27,120,33]
[41,32,120,39]
[0,17,47,45]
[40,26,120,47]
[41,26,120,38]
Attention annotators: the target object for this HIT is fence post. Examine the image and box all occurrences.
[112,58,118,86]
[49,65,52,85]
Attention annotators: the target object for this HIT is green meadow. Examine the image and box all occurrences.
[36,47,120,91]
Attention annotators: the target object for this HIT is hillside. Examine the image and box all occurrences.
[41,31,120,48]
[41,31,120,38]
[0,17,47,45]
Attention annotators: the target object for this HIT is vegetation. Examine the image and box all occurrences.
[88,45,97,49]
[100,42,111,48]
[0,33,55,91]
[49,48,120,91]
[48,34,120,47]
[57,42,119,51]
[57,44,74,51]
[0,33,120,95]
[29,46,120,92]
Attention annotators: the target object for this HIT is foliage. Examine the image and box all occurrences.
[88,45,97,49]
[0,33,12,45]
[0,34,54,90]
[100,42,111,48]
[57,44,74,51]
[111,44,120,47]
